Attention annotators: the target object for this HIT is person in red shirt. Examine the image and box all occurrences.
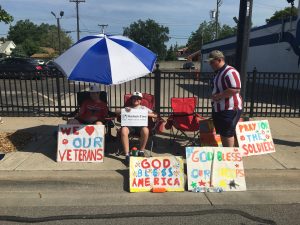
[67,85,108,125]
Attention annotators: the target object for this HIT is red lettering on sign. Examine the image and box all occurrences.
[60,127,71,135]
[141,159,150,169]
[174,178,180,186]
[73,126,80,135]
[58,149,68,161]
[145,178,150,187]
[96,149,103,161]
[191,150,199,162]
[163,159,171,168]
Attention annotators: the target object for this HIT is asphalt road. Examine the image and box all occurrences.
[0,204,299,225]
[0,170,299,225]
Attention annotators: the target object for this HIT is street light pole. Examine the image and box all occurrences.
[51,11,64,117]
[51,11,64,55]
[215,0,222,39]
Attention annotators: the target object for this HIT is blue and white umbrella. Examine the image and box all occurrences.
[54,34,157,85]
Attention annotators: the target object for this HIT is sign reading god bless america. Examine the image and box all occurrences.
[236,120,275,157]
[129,156,185,192]
[121,108,148,127]
[57,124,105,162]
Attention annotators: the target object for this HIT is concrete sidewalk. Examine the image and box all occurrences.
[0,117,299,198]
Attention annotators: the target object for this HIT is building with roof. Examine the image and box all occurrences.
[0,41,16,57]
[201,0,300,73]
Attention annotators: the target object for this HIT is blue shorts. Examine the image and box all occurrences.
[212,110,242,137]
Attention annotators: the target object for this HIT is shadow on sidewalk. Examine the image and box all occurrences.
[273,138,300,147]
[12,125,59,161]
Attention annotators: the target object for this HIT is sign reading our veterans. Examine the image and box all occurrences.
[129,156,185,192]
[121,108,148,127]
[57,124,105,162]
[186,147,246,192]
[236,120,275,157]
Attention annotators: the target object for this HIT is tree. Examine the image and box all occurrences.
[266,7,298,23]
[165,45,177,61]
[7,19,72,57]
[123,19,169,60]
[187,21,236,53]
[0,5,13,24]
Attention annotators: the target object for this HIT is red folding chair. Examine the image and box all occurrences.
[165,97,204,146]
[116,93,164,156]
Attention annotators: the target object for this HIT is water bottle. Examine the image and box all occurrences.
[131,147,139,156]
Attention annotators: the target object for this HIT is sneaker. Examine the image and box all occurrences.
[138,151,145,157]
[125,155,130,166]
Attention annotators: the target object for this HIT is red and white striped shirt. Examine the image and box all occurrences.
[212,64,243,112]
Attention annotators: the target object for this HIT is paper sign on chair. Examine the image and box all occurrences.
[121,108,148,127]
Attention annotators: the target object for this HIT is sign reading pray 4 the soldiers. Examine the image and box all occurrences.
[186,147,246,192]
[236,120,275,157]
[129,156,184,192]
[57,124,105,162]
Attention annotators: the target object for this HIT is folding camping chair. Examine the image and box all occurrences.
[115,93,164,157]
[62,90,116,140]
[165,97,204,146]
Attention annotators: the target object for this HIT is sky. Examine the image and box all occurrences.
[0,0,298,47]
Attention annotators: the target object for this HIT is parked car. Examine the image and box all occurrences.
[45,60,64,77]
[182,62,195,70]
[36,59,45,65]
[0,57,46,79]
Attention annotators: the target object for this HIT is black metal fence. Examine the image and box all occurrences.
[0,69,299,117]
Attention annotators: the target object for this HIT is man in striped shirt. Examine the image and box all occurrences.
[205,50,243,147]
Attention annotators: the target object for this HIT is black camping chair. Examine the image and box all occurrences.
[62,91,116,141]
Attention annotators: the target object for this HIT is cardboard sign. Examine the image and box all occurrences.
[57,124,105,162]
[129,156,185,192]
[186,147,246,192]
[236,120,275,157]
[121,108,148,127]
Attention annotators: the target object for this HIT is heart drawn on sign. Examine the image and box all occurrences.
[85,126,95,136]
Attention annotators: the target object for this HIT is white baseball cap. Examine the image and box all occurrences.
[132,91,143,99]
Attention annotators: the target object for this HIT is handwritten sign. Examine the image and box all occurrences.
[57,124,105,162]
[129,156,185,192]
[121,108,148,127]
[186,147,246,192]
[236,120,275,157]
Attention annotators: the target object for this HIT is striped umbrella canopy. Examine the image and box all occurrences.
[54,34,157,85]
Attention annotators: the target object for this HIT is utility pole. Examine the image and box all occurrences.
[215,0,222,39]
[70,0,85,41]
[235,0,253,100]
[98,24,108,34]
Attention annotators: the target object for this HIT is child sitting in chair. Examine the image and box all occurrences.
[67,85,108,125]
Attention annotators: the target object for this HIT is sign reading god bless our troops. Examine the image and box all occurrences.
[121,108,148,127]
[186,147,246,192]
[57,124,105,162]
[129,156,185,192]
[236,120,275,157]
